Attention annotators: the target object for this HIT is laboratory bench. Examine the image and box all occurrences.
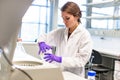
[92,36,120,80]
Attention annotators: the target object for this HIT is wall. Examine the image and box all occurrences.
[88,29,120,37]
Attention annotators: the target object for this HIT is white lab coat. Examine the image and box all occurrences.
[38,24,93,78]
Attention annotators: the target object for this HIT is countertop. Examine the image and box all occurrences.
[92,36,120,59]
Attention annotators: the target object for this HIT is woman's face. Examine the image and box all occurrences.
[61,11,78,28]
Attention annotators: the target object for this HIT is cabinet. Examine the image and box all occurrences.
[114,60,120,80]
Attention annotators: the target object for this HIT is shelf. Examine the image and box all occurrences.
[82,0,120,8]
[82,15,120,19]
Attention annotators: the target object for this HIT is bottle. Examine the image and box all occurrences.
[14,38,26,56]
[87,70,96,80]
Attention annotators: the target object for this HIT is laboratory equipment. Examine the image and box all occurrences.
[0,0,63,80]
[90,50,112,80]
[0,0,33,80]
[12,53,64,80]
[87,70,96,80]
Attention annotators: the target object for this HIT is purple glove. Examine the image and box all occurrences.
[44,53,62,63]
[38,42,51,54]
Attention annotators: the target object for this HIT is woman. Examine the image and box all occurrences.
[37,1,92,77]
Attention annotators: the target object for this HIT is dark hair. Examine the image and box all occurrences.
[61,2,82,23]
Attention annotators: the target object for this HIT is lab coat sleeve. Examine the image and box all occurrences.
[37,28,64,46]
[61,30,93,68]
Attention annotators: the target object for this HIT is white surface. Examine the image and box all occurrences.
[92,36,120,59]
[63,71,87,80]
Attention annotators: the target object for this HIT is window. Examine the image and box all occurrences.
[91,7,114,29]
[58,0,87,28]
[20,0,50,42]
[20,0,87,42]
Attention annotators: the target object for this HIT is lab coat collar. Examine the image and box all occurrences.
[64,23,83,36]
[63,23,83,42]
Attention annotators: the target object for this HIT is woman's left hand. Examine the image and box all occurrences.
[44,53,62,63]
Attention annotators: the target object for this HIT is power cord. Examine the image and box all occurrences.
[88,55,94,70]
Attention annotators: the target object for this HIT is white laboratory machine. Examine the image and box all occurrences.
[0,0,87,80]
[0,0,34,80]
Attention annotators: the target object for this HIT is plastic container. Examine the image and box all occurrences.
[87,70,96,80]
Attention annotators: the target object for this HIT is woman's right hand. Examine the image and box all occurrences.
[38,42,51,54]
